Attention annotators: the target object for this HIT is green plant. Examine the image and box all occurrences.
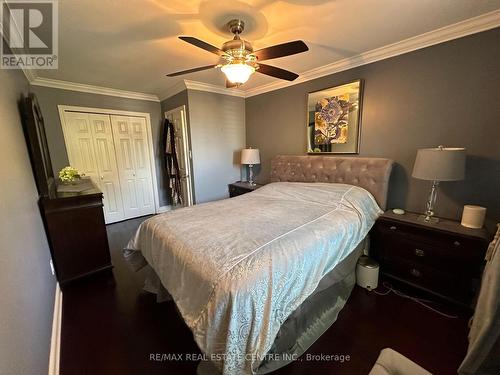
[58,166,81,182]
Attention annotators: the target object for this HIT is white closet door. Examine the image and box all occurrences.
[63,112,100,183]
[88,114,125,223]
[63,112,125,223]
[111,115,155,218]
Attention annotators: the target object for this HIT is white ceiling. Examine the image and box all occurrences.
[35,0,500,97]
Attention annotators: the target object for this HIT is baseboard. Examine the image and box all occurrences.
[157,205,171,213]
[48,284,62,375]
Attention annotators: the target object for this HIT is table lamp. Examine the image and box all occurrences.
[241,148,260,186]
[412,146,466,223]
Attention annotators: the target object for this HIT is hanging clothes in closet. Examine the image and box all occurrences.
[163,118,183,205]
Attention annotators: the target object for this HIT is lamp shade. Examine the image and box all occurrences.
[412,147,466,181]
[241,148,260,165]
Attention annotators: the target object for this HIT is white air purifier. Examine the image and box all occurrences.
[356,255,379,291]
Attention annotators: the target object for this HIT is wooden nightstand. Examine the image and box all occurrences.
[370,211,490,308]
[228,181,263,198]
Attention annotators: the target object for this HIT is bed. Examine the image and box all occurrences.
[124,155,394,375]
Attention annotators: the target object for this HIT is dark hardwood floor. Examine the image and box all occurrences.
[60,216,470,375]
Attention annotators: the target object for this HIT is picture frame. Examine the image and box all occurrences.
[306,79,364,154]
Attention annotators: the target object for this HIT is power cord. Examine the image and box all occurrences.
[372,281,458,319]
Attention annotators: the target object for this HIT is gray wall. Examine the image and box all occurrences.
[0,67,56,373]
[30,86,169,206]
[161,89,245,203]
[187,90,246,203]
[161,90,189,114]
[246,28,500,229]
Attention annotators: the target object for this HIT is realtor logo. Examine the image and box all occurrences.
[1,0,58,69]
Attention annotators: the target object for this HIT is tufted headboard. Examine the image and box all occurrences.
[270,155,394,210]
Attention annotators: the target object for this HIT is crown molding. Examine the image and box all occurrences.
[8,9,499,102]
[22,68,38,83]
[158,80,188,101]
[159,80,246,101]
[244,9,500,97]
[184,80,246,98]
[30,77,160,102]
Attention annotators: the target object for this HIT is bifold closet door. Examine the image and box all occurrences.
[62,112,125,223]
[110,115,155,218]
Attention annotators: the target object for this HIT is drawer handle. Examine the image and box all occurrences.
[414,249,425,257]
[454,241,461,246]
[410,268,422,277]
[389,226,397,231]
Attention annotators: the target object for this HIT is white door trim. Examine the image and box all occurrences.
[48,283,62,375]
[165,105,194,206]
[57,105,161,214]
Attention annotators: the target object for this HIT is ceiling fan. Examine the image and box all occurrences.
[166,19,308,88]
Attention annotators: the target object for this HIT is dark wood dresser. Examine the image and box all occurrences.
[370,211,490,308]
[228,181,263,197]
[39,185,112,285]
[20,94,111,285]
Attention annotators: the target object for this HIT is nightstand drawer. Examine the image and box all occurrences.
[229,185,244,197]
[228,182,263,198]
[376,220,478,251]
[375,231,480,273]
[370,212,489,307]
[381,258,471,302]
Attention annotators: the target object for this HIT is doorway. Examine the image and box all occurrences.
[165,106,194,207]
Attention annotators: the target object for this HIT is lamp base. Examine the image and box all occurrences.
[418,180,440,224]
[248,164,255,186]
[417,214,439,224]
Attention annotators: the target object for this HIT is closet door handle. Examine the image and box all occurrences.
[100,176,104,180]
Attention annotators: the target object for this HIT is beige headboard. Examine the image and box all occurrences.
[270,155,394,210]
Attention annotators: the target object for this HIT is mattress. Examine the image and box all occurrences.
[125,182,382,374]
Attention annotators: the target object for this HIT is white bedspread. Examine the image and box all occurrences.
[125,182,382,374]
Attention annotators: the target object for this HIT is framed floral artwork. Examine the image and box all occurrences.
[306,79,363,154]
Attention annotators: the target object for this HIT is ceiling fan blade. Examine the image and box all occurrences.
[166,65,217,77]
[257,63,299,81]
[178,36,225,56]
[226,80,239,89]
[253,40,308,61]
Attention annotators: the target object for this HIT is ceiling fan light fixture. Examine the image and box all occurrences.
[167,19,308,85]
[221,63,255,85]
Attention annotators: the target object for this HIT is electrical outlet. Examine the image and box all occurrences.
[49,259,55,276]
